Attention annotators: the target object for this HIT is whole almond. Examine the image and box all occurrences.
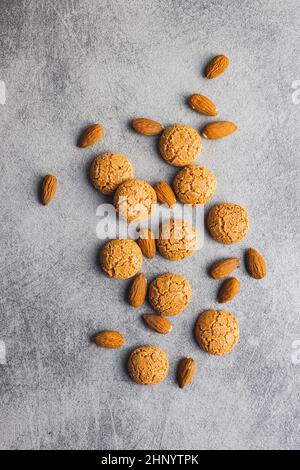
[246,248,267,279]
[189,94,218,116]
[202,121,237,139]
[142,314,172,334]
[40,175,58,205]
[93,330,125,349]
[132,118,164,136]
[177,357,196,388]
[128,273,147,307]
[218,277,240,303]
[79,123,104,148]
[210,258,240,280]
[154,181,176,208]
[205,55,229,79]
[137,228,156,259]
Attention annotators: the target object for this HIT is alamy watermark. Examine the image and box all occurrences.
[291,340,300,365]
[291,80,300,105]
[95,201,204,248]
[0,80,5,104]
[0,341,6,364]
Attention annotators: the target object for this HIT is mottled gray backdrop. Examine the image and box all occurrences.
[0,0,299,450]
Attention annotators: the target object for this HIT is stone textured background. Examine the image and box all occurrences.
[0,0,299,450]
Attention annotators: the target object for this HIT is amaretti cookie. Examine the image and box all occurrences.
[157,219,198,261]
[90,152,134,195]
[173,165,216,205]
[195,309,239,355]
[113,179,157,222]
[100,238,143,279]
[128,346,169,385]
[207,202,249,244]
[149,273,192,316]
[159,124,202,167]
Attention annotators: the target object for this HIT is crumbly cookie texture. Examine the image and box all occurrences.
[149,273,192,316]
[157,219,198,261]
[159,124,202,167]
[207,202,249,244]
[113,179,157,222]
[128,346,169,385]
[173,165,216,205]
[90,153,134,195]
[195,309,239,355]
[100,238,143,279]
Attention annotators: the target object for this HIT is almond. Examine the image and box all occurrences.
[132,118,164,136]
[40,175,58,205]
[210,258,240,280]
[128,273,147,307]
[202,121,237,139]
[189,94,218,116]
[142,314,172,334]
[246,248,267,279]
[137,228,156,259]
[205,54,229,79]
[93,330,125,349]
[79,123,104,148]
[177,357,196,388]
[218,277,240,303]
[154,181,176,208]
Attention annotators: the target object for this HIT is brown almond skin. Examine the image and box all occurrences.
[246,248,267,279]
[137,229,156,259]
[40,175,58,205]
[142,314,172,334]
[128,273,147,307]
[177,357,196,388]
[189,94,218,116]
[79,123,104,148]
[218,277,240,303]
[154,181,176,208]
[210,258,240,279]
[205,55,229,79]
[93,331,125,349]
[132,118,164,136]
[202,121,237,139]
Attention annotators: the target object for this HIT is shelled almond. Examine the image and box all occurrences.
[128,273,147,307]
[142,314,172,334]
[137,228,156,259]
[154,181,176,208]
[40,175,58,205]
[132,118,163,136]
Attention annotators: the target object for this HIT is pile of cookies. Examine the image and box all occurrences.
[40,55,267,388]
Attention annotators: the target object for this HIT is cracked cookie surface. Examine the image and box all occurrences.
[173,165,216,205]
[149,273,192,316]
[157,219,198,261]
[207,202,249,244]
[100,238,143,279]
[195,309,239,355]
[90,153,134,195]
[128,346,169,385]
[113,179,157,222]
[159,124,202,167]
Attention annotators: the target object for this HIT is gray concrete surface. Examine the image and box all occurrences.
[0,0,299,450]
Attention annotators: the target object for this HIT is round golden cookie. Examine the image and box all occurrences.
[207,202,249,244]
[159,124,202,167]
[173,165,216,205]
[113,179,157,222]
[157,219,198,261]
[149,273,192,316]
[90,153,134,195]
[128,346,169,385]
[100,238,143,279]
[195,309,239,355]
